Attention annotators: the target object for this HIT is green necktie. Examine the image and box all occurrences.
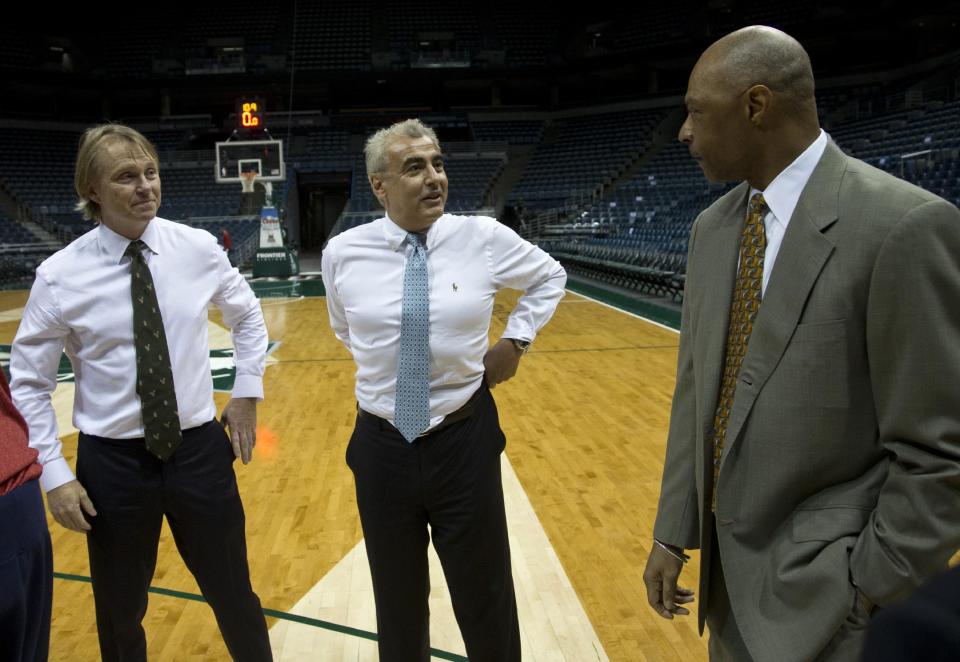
[126,240,182,460]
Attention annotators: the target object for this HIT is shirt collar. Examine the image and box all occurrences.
[381,213,446,251]
[97,218,160,264]
[750,129,828,229]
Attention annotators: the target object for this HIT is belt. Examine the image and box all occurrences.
[358,384,484,438]
[80,419,214,444]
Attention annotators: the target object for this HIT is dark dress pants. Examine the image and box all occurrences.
[706,517,754,662]
[77,420,270,662]
[0,478,52,662]
[347,384,521,662]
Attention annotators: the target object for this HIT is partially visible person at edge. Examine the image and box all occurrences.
[0,367,52,662]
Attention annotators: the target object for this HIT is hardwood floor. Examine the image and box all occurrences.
[0,287,700,661]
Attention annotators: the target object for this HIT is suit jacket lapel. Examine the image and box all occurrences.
[720,142,846,467]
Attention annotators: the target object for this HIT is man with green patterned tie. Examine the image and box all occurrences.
[10,124,272,662]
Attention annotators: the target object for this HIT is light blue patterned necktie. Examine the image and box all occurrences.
[394,232,431,442]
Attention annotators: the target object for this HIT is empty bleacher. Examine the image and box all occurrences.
[293,1,372,71]
[533,138,733,301]
[510,108,670,209]
[344,151,504,216]
[2,89,958,296]
[0,209,59,289]
[830,99,960,206]
[0,122,272,274]
[529,97,960,303]
[471,119,545,145]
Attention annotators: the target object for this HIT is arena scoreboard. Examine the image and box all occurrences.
[236,97,265,135]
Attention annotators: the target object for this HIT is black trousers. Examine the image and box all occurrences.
[77,420,270,662]
[0,478,52,662]
[347,384,521,662]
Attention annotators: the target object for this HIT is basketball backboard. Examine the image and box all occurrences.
[215,139,285,183]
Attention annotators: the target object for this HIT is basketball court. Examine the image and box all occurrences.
[0,282,708,661]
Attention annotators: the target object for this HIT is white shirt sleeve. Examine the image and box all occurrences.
[210,244,268,400]
[487,222,567,342]
[321,244,352,351]
[10,271,76,492]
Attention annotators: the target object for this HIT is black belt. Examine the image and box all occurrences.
[358,384,484,438]
[80,419,214,444]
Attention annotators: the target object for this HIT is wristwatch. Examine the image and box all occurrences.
[509,338,531,354]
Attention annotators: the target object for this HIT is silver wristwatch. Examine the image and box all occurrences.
[509,338,531,354]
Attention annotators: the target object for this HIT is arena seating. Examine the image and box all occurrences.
[532,98,960,300]
[0,123,268,268]
[510,108,670,210]
[346,152,504,215]
[293,1,372,71]
[1,93,957,294]
[471,120,545,145]
[0,210,58,289]
[830,99,960,207]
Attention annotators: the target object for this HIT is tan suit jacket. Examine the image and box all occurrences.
[654,141,960,661]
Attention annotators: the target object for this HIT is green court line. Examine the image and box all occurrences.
[53,572,468,662]
[565,280,682,330]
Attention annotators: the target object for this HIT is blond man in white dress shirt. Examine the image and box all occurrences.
[11,124,271,662]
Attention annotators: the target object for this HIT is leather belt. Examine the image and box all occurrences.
[358,384,484,438]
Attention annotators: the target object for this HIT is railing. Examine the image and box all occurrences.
[0,241,61,255]
[178,214,259,224]
[235,232,262,270]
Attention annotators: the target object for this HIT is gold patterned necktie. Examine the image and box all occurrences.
[126,240,182,460]
[711,193,767,510]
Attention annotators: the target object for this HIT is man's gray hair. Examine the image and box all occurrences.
[364,119,440,177]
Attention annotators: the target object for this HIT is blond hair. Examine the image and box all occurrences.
[74,123,159,221]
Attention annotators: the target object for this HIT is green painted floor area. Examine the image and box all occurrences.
[249,278,326,298]
[565,280,681,330]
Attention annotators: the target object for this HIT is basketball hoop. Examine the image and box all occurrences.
[241,171,258,193]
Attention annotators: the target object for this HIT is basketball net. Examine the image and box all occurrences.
[241,171,258,193]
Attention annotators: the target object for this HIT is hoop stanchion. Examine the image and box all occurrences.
[241,171,258,193]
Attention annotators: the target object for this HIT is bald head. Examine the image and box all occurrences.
[679,26,822,188]
[700,25,816,116]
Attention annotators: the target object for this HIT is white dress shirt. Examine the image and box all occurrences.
[750,129,828,295]
[11,218,267,492]
[321,213,566,428]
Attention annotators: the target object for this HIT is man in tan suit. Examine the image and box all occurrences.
[643,26,960,661]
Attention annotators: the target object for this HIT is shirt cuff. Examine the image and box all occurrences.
[502,321,534,344]
[231,374,264,401]
[38,456,76,492]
